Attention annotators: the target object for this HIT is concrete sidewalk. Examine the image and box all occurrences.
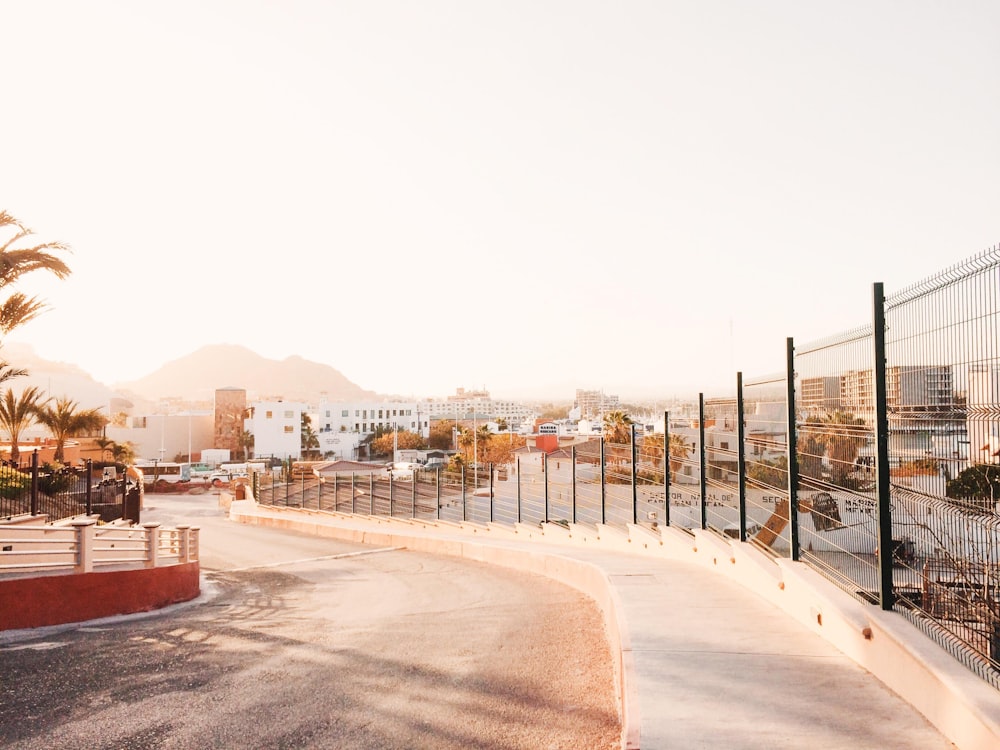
[228,500,999,750]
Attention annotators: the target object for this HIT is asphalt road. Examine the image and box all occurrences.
[0,492,620,749]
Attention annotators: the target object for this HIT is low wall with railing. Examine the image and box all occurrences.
[0,518,201,630]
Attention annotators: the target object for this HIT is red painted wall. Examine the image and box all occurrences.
[0,563,200,630]
[536,434,560,453]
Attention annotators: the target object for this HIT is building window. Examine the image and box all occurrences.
[342,410,349,418]
[283,425,293,433]
[284,410,294,419]
[265,411,273,419]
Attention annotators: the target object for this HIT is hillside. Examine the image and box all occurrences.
[0,342,143,411]
[114,344,377,404]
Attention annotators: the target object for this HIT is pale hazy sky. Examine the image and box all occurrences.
[3,1,998,402]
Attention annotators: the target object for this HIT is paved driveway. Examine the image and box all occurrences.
[0,493,620,749]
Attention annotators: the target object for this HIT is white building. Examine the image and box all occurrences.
[419,388,535,431]
[967,363,1000,465]
[317,400,428,438]
[105,411,214,463]
[249,400,307,460]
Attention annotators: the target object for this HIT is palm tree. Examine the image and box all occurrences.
[94,436,115,463]
[0,359,28,387]
[641,432,692,476]
[111,441,137,465]
[0,386,47,465]
[475,425,492,464]
[239,430,255,461]
[35,396,106,464]
[457,426,475,462]
[0,211,72,334]
[602,410,634,445]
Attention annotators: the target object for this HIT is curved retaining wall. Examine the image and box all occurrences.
[229,500,1000,750]
[0,563,201,631]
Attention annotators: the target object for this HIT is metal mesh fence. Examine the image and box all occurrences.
[883,248,1000,683]
[742,373,791,557]
[250,245,1000,690]
[794,327,881,601]
[703,396,740,539]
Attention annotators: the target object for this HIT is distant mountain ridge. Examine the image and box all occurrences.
[0,342,141,411]
[114,344,376,404]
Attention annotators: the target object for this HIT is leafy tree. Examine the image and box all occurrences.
[427,420,456,450]
[747,456,788,491]
[946,464,1000,513]
[481,433,526,467]
[0,210,72,334]
[796,431,827,483]
[35,396,106,463]
[495,417,509,433]
[371,429,425,457]
[0,386,47,464]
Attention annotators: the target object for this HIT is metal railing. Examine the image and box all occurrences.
[0,518,199,575]
[0,456,128,524]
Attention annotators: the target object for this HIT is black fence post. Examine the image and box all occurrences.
[436,467,441,520]
[461,466,467,521]
[873,282,896,611]
[85,458,93,516]
[571,446,577,524]
[698,393,707,530]
[786,337,801,561]
[30,451,39,517]
[663,410,671,527]
[125,484,141,524]
[543,453,549,523]
[631,423,638,526]
[600,437,606,525]
[736,373,748,542]
[489,463,494,523]
[516,457,521,524]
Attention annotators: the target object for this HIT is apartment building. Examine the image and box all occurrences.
[248,400,308,460]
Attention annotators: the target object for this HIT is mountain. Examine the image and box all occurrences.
[114,344,377,404]
[0,342,143,411]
